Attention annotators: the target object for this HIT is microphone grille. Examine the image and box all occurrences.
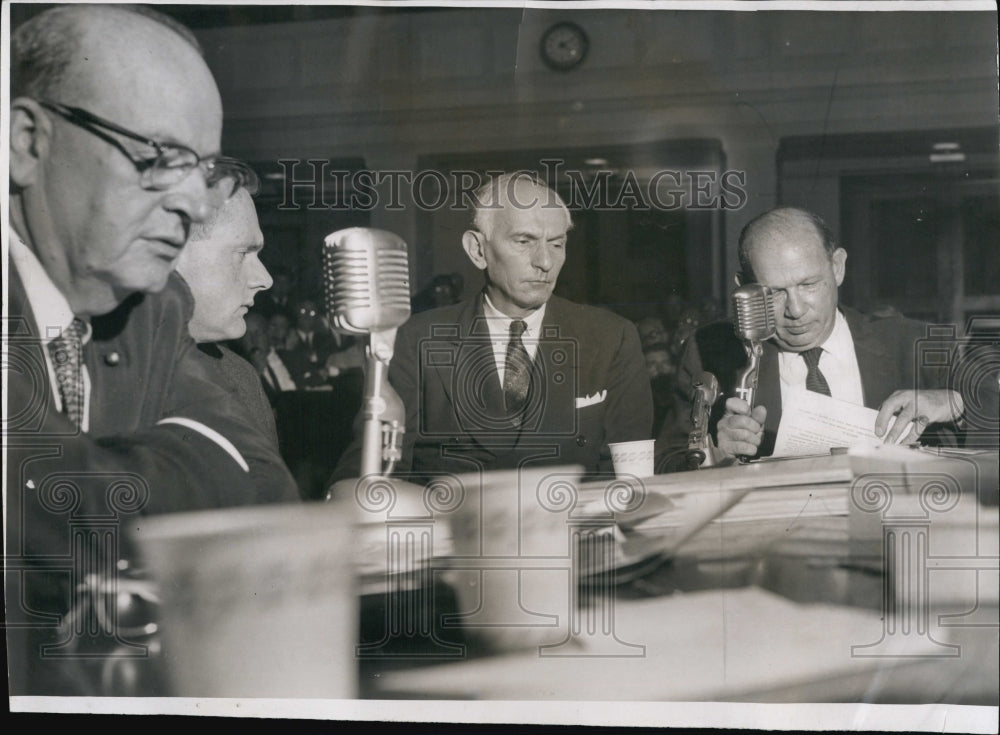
[732,284,776,340]
[323,227,411,334]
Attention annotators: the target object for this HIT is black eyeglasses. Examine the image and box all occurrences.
[37,99,242,192]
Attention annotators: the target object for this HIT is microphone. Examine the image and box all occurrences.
[323,228,412,478]
[686,371,719,469]
[731,283,776,462]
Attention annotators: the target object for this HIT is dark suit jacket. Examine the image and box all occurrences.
[6,266,298,696]
[283,330,346,388]
[331,293,653,485]
[193,343,281,448]
[665,305,955,463]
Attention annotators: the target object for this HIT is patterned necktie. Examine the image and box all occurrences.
[47,317,87,427]
[802,347,832,397]
[503,319,532,413]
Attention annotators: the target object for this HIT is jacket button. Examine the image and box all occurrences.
[576,435,587,447]
[104,351,121,366]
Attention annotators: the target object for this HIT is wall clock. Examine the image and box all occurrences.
[540,21,589,72]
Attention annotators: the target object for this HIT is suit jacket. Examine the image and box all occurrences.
[666,305,955,463]
[331,293,653,486]
[193,343,281,448]
[5,265,298,696]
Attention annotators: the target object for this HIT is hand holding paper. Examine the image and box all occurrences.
[875,388,965,444]
[773,388,885,457]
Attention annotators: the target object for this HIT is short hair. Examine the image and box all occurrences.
[470,172,572,239]
[12,4,203,100]
[737,207,838,281]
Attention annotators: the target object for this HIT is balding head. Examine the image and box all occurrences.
[462,173,572,317]
[9,4,224,317]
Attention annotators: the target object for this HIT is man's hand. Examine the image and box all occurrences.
[716,397,768,459]
[875,389,965,445]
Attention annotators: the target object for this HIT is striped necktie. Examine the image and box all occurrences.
[802,347,832,396]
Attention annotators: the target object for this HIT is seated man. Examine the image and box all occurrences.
[330,172,652,486]
[174,169,296,481]
[669,207,969,464]
[5,4,297,695]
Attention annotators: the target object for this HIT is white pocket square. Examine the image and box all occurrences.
[575,390,607,409]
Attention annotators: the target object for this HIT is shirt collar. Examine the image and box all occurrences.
[482,291,547,338]
[9,229,91,345]
[817,309,852,361]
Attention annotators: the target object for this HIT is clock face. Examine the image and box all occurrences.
[540,22,589,71]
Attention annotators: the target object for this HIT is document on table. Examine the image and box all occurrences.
[772,388,893,457]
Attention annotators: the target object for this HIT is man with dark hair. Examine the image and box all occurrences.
[668,206,968,464]
[6,4,297,695]
[330,173,652,485]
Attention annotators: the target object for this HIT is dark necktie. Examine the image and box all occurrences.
[503,319,532,413]
[802,347,832,396]
[47,317,87,427]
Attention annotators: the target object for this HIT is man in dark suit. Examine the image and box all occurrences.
[6,5,297,695]
[331,173,652,485]
[669,207,968,464]
[175,169,300,464]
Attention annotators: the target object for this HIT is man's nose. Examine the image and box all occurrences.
[532,244,553,271]
[784,289,807,319]
[161,170,214,224]
[252,256,274,291]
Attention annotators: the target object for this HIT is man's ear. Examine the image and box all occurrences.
[734,271,746,287]
[9,98,52,188]
[461,230,488,271]
[831,247,847,286]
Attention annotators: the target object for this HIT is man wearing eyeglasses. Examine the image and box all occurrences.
[6,5,298,695]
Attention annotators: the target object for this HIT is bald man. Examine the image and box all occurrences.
[330,172,652,485]
[6,5,296,695]
[666,207,967,466]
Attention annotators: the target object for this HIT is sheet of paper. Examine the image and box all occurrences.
[772,388,886,458]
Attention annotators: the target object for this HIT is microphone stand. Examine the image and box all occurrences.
[686,373,718,469]
[360,328,405,477]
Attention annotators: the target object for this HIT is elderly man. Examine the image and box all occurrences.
[6,5,296,695]
[671,207,966,463]
[331,172,652,485]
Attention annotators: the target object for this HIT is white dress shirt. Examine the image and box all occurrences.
[264,348,298,392]
[10,230,93,431]
[481,293,547,385]
[778,309,865,407]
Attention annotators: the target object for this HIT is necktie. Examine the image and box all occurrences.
[47,317,87,427]
[802,347,832,396]
[503,319,532,413]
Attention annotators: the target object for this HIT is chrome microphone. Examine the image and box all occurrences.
[323,228,412,478]
[731,283,775,463]
[323,227,411,335]
[686,371,719,469]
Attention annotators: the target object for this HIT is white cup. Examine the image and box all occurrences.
[608,439,656,478]
[132,500,358,698]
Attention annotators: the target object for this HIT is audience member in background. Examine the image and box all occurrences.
[268,311,295,351]
[252,264,295,320]
[635,313,670,350]
[411,272,465,313]
[285,297,340,389]
[644,340,681,467]
[244,312,299,401]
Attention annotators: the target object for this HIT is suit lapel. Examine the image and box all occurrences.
[843,307,894,409]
